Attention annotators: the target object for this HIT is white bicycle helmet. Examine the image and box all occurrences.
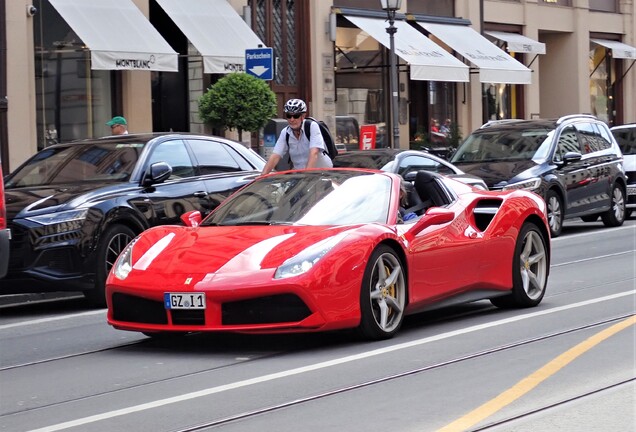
[284,99,307,114]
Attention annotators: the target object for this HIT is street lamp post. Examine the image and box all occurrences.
[380,0,401,149]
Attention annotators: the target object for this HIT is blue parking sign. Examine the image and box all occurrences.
[245,47,274,81]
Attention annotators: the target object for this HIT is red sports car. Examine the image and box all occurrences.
[106,169,550,340]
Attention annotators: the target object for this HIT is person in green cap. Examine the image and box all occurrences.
[106,116,128,135]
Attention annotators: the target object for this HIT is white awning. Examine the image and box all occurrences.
[417,22,532,84]
[156,0,266,74]
[344,16,469,82]
[591,39,636,60]
[485,31,546,55]
[49,0,178,72]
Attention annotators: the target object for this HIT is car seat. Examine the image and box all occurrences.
[414,170,450,208]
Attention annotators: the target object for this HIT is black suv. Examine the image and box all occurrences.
[450,115,626,237]
[1,133,265,305]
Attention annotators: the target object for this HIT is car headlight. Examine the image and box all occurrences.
[112,237,138,280]
[502,178,542,192]
[275,232,348,279]
[26,209,89,234]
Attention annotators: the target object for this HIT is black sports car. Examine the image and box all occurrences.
[1,133,265,305]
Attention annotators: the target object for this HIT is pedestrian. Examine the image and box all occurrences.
[440,118,451,136]
[261,99,333,175]
[106,116,128,135]
[430,118,440,133]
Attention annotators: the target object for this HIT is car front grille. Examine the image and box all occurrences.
[222,294,311,325]
[112,293,168,325]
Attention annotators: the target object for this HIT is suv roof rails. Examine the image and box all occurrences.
[479,119,525,129]
[556,114,597,125]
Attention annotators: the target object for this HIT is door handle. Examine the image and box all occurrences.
[193,191,208,197]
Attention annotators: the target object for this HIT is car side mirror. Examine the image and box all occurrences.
[142,162,172,186]
[402,207,454,242]
[180,210,202,227]
[404,171,417,182]
[556,151,582,167]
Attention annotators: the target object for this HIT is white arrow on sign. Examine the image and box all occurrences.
[249,65,269,76]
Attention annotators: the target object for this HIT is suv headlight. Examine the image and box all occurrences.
[26,209,89,234]
[502,178,542,192]
[275,232,348,279]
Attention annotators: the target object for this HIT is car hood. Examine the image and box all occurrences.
[121,224,361,280]
[451,160,537,188]
[4,182,125,219]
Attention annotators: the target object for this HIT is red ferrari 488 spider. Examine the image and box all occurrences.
[106,169,550,340]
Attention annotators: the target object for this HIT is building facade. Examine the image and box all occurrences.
[2,0,635,172]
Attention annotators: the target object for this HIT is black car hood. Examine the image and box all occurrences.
[4,182,123,220]
[452,160,537,188]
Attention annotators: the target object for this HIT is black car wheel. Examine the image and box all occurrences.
[84,224,136,307]
[358,245,406,340]
[601,184,625,227]
[491,222,548,308]
[546,189,563,238]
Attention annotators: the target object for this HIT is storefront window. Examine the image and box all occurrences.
[589,44,615,126]
[33,0,115,150]
[335,21,388,148]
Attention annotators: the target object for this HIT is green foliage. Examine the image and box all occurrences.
[198,73,276,140]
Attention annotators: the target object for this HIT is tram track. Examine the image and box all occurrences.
[166,313,635,432]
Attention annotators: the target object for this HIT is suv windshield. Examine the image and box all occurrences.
[612,128,636,155]
[451,127,553,163]
[6,142,144,188]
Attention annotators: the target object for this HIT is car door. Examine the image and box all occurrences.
[576,122,617,212]
[553,125,593,216]
[141,139,213,226]
[185,139,260,212]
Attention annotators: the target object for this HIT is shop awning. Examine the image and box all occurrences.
[591,39,636,59]
[344,16,469,82]
[416,22,532,84]
[49,0,178,72]
[156,0,266,74]
[485,31,546,55]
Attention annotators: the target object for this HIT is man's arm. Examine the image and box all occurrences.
[306,147,321,168]
[262,153,282,175]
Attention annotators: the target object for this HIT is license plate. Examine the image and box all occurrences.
[164,292,206,309]
[627,187,636,196]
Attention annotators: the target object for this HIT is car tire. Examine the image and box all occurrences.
[546,189,564,238]
[491,222,548,309]
[357,245,406,340]
[84,224,136,307]
[601,184,625,228]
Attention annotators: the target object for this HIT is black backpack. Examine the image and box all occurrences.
[286,117,338,160]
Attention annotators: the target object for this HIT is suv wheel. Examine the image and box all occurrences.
[84,224,136,307]
[601,184,626,227]
[546,190,563,237]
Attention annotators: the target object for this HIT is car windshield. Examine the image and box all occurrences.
[6,142,144,187]
[451,128,553,163]
[203,171,392,226]
[612,129,636,155]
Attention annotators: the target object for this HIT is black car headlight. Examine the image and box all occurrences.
[502,178,542,192]
[26,209,89,234]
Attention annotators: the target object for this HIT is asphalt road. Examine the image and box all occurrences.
[0,219,634,432]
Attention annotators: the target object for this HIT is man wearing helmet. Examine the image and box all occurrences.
[262,99,333,174]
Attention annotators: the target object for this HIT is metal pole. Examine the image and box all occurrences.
[386,10,399,149]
